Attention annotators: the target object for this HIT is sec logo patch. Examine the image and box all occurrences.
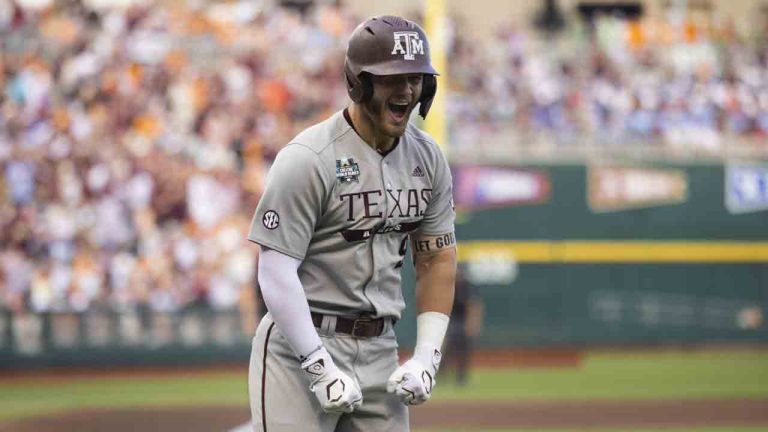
[263,210,280,230]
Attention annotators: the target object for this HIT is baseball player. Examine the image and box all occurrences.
[247,15,456,431]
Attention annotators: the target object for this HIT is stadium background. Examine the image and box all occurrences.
[1,0,767,430]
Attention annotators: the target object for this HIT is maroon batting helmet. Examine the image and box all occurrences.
[344,16,439,119]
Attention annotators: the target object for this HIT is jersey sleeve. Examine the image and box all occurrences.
[419,150,455,235]
[248,144,328,260]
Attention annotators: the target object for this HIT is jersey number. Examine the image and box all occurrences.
[395,237,408,269]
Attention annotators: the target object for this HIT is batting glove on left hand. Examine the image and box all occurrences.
[301,346,363,414]
[386,345,442,405]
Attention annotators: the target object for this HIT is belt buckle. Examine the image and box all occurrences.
[351,317,373,338]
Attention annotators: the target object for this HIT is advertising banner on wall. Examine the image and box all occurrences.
[452,166,550,211]
[725,164,768,214]
[588,166,688,212]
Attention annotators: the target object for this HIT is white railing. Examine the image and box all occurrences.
[448,131,768,165]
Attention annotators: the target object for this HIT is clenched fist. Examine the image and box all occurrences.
[301,346,363,413]
[386,345,442,405]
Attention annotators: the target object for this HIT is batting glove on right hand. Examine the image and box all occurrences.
[301,346,363,414]
[386,345,442,405]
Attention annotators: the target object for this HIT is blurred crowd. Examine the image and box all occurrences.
[2,0,767,316]
[449,13,768,152]
[0,0,356,316]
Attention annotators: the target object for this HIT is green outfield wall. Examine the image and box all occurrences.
[457,165,767,240]
[398,163,768,347]
[0,308,251,368]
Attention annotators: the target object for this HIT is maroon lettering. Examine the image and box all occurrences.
[419,189,433,216]
[387,189,405,217]
[342,188,434,221]
[407,189,420,217]
[339,192,361,221]
[361,190,383,218]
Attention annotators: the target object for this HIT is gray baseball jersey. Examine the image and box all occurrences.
[248,110,455,319]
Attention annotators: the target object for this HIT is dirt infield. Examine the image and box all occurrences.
[2,399,767,431]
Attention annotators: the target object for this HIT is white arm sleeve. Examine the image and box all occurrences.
[258,247,323,361]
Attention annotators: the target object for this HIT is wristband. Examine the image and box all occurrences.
[414,311,449,359]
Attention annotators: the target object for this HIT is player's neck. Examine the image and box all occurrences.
[346,105,396,154]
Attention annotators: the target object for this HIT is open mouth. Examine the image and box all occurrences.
[387,101,409,122]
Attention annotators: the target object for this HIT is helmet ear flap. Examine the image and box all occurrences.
[418,74,437,119]
[345,64,374,104]
[358,73,374,103]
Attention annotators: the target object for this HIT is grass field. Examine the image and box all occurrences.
[1,349,767,430]
[437,349,768,401]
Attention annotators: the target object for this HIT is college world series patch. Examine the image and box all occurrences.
[336,157,360,183]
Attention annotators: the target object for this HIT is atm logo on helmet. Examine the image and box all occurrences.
[391,31,424,60]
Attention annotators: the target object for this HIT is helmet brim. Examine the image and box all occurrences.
[361,59,439,77]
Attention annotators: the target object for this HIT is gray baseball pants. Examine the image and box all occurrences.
[249,313,409,431]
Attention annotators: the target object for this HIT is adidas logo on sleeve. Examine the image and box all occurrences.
[411,166,425,177]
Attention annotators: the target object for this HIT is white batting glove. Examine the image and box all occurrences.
[386,345,442,405]
[301,346,363,413]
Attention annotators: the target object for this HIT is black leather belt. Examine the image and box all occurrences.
[311,312,386,338]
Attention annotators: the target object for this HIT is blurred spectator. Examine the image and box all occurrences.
[443,266,484,386]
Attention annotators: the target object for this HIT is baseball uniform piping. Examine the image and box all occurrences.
[261,322,276,432]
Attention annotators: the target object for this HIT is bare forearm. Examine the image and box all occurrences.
[414,246,457,315]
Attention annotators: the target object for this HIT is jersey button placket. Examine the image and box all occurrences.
[382,160,392,220]
[380,160,393,290]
